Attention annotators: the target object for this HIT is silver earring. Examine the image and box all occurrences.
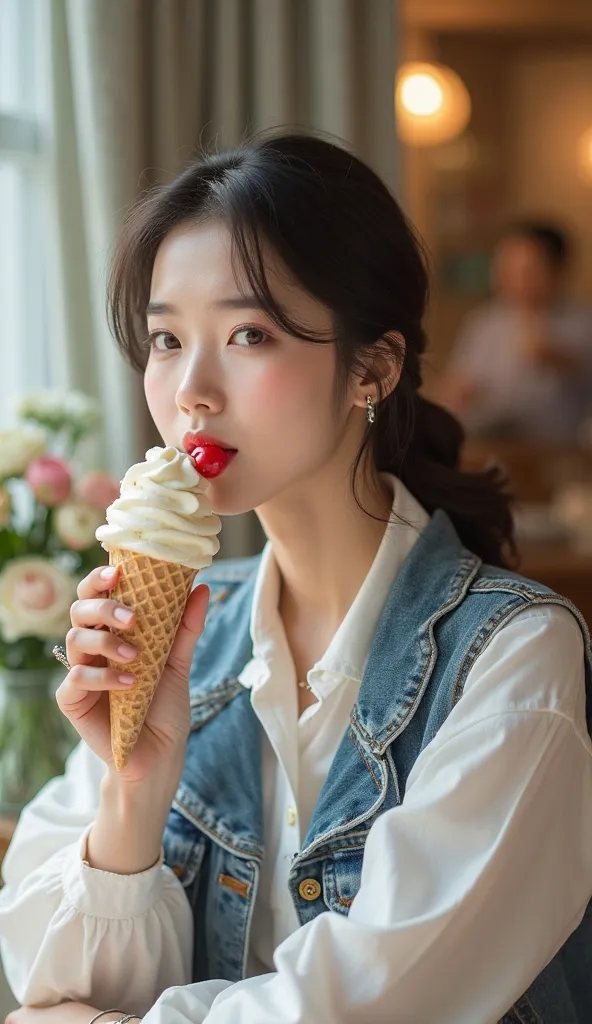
[366,395,376,424]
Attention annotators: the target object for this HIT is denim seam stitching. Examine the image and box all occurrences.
[352,552,481,753]
[452,595,591,706]
[348,726,382,791]
[295,838,370,866]
[471,584,592,650]
[173,795,263,861]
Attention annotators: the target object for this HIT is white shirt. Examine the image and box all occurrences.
[1,481,592,1023]
[242,477,430,973]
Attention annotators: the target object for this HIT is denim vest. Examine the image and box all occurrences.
[163,510,592,1023]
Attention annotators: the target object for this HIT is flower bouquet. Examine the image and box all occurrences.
[0,390,119,814]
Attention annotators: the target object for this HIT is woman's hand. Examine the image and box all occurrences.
[55,564,210,786]
[6,1004,107,1024]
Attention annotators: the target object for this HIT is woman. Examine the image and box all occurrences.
[1,133,592,1024]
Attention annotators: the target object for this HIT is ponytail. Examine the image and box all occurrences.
[374,390,516,568]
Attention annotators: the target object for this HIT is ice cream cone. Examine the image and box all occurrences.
[106,547,197,771]
[95,446,221,770]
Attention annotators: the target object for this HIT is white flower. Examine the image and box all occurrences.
[63,391,102,432]
[0,487,11,528]
[55,501,104,551]
[0,557,76,642]
[15,389,102,436]
[0,426,47,479]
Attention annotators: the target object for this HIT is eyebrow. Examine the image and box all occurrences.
[146,295,266,316]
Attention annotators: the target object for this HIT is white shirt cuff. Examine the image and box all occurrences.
[61,826,168,919]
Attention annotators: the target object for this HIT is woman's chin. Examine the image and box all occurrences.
[206,468,284,518]
[207,484,258,519]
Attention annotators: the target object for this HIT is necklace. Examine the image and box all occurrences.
[298,679,313,692]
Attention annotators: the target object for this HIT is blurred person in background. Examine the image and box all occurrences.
[440,221,592,442]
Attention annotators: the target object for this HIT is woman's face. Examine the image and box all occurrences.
[144,221,367,516]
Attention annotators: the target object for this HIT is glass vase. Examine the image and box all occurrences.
[0,668,75,818]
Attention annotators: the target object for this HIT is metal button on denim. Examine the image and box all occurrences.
[299,878,321,901]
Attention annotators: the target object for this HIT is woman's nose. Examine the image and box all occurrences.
[175,360,224,417]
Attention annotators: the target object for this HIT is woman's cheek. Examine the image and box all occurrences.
[241,363,321,418]
[144,364,174,436]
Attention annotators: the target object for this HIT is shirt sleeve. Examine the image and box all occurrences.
[547,306,592,357]
[447,307,497,383]
[0,741,193,1015]
[141,605,592,1024]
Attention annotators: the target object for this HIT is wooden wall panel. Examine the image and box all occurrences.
[402,0,592,33]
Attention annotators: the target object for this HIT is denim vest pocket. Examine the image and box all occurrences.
[163,806,208,888]
[322,846,365,917]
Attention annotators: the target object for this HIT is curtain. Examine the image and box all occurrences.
[46,0,398,557]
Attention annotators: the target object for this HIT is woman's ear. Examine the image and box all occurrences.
[351,331,406,411]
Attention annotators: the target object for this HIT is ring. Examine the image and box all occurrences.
[53,644,71,671]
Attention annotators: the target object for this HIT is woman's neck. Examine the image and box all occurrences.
[256,458,392,643]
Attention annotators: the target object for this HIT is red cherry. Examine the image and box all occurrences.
[190,445,233,479]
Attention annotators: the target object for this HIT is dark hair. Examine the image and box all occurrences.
[109,131,514,567]
[501,220,570,267]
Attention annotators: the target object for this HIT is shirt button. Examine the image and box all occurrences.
[286,806,297,827]
[298,878,322,901]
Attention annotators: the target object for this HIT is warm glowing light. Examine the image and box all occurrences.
[396,62,472,147]
[400,74,444,117]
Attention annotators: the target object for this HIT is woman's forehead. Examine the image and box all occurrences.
[151,222,236,292]
[150,220,332,329]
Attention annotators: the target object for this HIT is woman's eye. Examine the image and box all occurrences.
[147,331,180,352]
[230,326,268,348]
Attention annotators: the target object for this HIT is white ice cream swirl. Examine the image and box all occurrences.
[95,446,221,569]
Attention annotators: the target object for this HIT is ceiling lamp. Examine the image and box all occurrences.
[396,62,472,147]
[577,126,592,186]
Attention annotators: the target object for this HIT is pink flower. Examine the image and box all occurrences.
[76,470,120,510]
[13,573,57,611]
[0,557,76,641]
[25,456,72,507]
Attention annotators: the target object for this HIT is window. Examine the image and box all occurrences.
[0,0,49,426]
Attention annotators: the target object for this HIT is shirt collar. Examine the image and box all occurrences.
[241,476,429,688]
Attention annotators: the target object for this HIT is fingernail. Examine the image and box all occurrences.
[117,644,137,660]
[118,673,135,685]
[114,606,134,624]
[100,567,116,579]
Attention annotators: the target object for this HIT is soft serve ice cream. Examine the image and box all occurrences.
[95,446,222,771]
[96,445,221,568]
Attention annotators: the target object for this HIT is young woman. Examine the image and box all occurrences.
[1,133,592,1024]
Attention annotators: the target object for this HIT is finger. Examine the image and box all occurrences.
[166,584,210,680]
[71,597,135,630]
[76,564,119,601]
[66,625,138,667]
[55,682,112,735]
[56,664,136,709]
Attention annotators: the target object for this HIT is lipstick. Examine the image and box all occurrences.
[183,433,237,480]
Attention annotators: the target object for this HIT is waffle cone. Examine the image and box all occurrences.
[106,548,197,771]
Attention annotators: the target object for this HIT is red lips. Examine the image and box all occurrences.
[190,445,235,479]
[183,433,237,480]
